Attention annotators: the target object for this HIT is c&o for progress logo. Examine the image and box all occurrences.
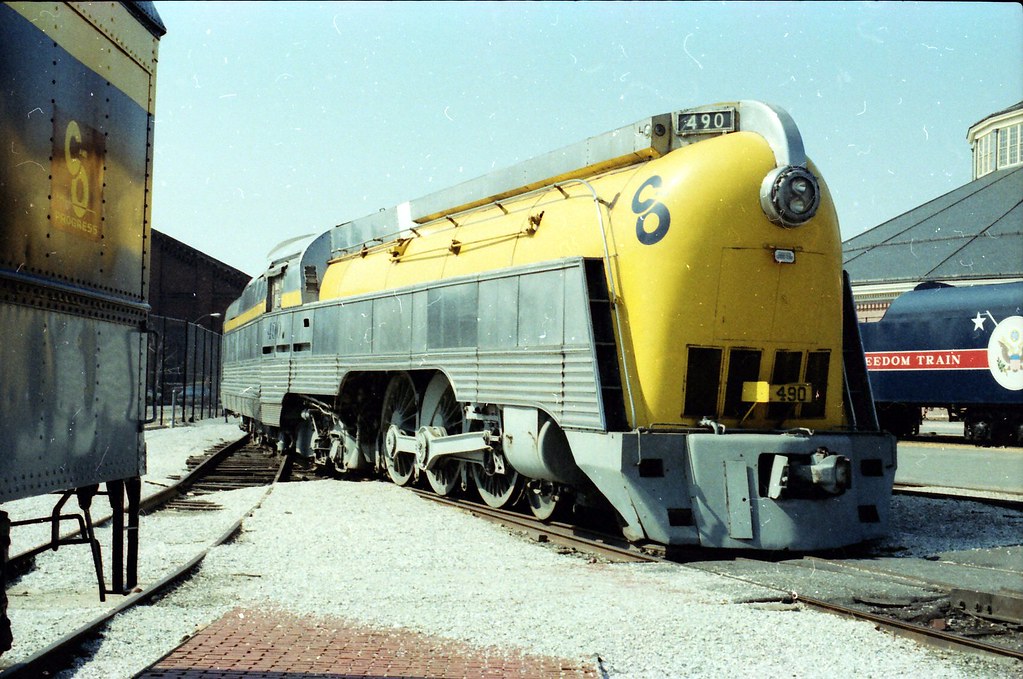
[989,315,1023,391]
[50,111,105,241]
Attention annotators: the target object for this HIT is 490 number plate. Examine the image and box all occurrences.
[770,383,813,403]
[677,108,735,135]
[742,381,814,404]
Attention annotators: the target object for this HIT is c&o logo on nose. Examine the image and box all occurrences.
[631,175,671,245]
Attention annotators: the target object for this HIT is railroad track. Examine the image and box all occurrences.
[410,488,658,564]
[1,435,287,678]
[5,435,258,576]
[412,488,1023,664]
[893,483,1023,510]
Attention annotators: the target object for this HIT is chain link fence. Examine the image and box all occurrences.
[145,315,223,427]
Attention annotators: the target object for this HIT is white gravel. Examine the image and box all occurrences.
[3,420,1021,678]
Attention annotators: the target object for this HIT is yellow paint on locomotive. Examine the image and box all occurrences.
[280,290,304,309]
[224,302,265,332]
[8,2,160,113]
[272,128,846,431]
[608,132,843,429]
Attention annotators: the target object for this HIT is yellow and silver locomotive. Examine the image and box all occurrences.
[222,101,895,550]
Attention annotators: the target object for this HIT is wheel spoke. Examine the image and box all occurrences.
[421,373,463,496]
[526,480,562,521]
[380,373,418,486]
[470,463,522,508]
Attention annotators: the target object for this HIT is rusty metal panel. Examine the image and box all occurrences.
[0,303,144,502]
[950,588,1023,625]
[0,3,153,302]
[0,3,157,502]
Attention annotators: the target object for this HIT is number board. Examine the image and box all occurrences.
[677,109,735,135]
[771,383,813,403]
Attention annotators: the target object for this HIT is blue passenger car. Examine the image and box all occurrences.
[860,281,1023,444]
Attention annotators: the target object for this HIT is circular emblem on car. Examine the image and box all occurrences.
[988,315,1023,391]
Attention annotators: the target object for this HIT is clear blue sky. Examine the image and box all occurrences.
[151,1,1022,277]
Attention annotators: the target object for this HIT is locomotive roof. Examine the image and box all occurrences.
[842,165,1023,285]
[324,101,807,260]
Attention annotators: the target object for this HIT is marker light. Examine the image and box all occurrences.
[774,249,796,264]
[760,165,821,227]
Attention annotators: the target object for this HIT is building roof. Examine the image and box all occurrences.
[969,100,1023,132]
[152,229,252,281]
[842,165,1023,285]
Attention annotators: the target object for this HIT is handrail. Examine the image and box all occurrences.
[559,178,637,428]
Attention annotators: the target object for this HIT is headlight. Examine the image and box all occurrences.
[760,165,821,227]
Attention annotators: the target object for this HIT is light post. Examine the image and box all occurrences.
[190,311,222,328]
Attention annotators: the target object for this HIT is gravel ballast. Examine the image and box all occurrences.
[3,420,1020,677]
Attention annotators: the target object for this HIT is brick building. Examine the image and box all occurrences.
[149,230,251,331]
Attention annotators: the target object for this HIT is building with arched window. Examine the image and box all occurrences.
[969,101,1023,179]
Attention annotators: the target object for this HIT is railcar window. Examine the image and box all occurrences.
[723,349,762,417]
[801,351,830,418]
[268,274,282,311]
[683,347,722,417]
[768,350,803,419]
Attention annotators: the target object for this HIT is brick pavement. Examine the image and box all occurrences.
[137,608,598,678]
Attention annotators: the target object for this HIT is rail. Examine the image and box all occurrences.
[411,488,1023,664]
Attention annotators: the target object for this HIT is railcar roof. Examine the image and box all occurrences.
[881,280,1023,320]
[843,165,1023,285]
[124,1,166,37]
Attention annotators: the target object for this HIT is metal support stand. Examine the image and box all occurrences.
[9,487,107,602]
[75,485,107,602]
[126,476,141,591]
[107,479,125,595]
[6,476,143,602]
[0,510,12,654]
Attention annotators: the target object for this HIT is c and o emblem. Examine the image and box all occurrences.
[631,175,671,245]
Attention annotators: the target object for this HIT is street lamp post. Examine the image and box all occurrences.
[190,311,222,328]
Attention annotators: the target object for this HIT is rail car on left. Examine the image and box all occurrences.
[0,1,165,653]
